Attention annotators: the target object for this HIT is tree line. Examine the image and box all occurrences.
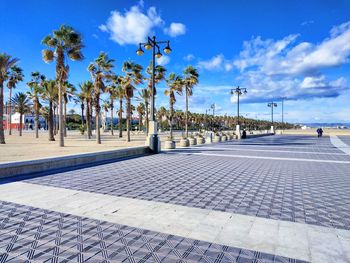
[0,25,295,145]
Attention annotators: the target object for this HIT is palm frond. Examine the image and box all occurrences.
[42,49,54,63]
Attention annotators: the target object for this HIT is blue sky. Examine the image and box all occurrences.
[1,0,350,123]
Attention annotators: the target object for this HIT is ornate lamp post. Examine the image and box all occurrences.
[230,86,247,138]
[136,36,171,153]
[267,102,277,133]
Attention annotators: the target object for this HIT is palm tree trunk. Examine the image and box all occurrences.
[35,99,39,138]
[19,113,23,136]
[81,103,84,125]
[48,101,55,141]
[56,50,65,147]
[110,98,114,136]
[95,93,101,144]
[185,90,189,138]
[86,99,91,139]
[8,88,12,135]
[138,114,142,131]
[96,112,101,144]
[63,100,67,137]
[145,102,149,135]
[119,98,123,138]
[126,98,130,142]
[53,105,57,135]
[170,102,174,140]
[0,81,5,144]
[89,100,93,137]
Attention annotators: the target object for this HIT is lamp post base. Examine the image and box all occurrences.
[270,125,275,134]
[145,121,161,153]
[236,125,241,139]
[147,134,161,153]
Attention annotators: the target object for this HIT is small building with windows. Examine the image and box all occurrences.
[2,112,47,130]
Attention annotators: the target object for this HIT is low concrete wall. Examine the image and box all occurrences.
[246,133,274,139]
[0,146,151,178]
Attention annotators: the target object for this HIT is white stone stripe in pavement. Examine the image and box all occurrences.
[0,182,349,263]
[170,152,350,164]
[330,136,350,155]
[186,146,347,156]
[220,144,339,150]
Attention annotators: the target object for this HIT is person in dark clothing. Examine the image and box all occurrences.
[317,128,323,137]
[242,129,247,139]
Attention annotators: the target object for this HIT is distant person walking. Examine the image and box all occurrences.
[242,129,247,139]
[317,128,323,137]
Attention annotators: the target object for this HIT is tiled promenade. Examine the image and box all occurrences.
[0,135,349,262]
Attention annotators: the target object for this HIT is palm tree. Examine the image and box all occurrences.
[157,106,168,130]
[114,85,124,138]
[165,73,183,140]
[75,92,85,126]
[105,83,117,135]
[11,92,31,136]
[42,80,58,141]
[7,66,24,135]
[146,63,166,97]
[79,81,94,139]
[42,25,84,147]
[88,52,114,144]
[63,81,76,137]
[102,101,109,131]
[40,106,49,130]
[121,61,143,142]
[0,53,20,144]
[183,65,199,138]
[136,103,145,131]
[27,72,45,138]
[137,88,150,134]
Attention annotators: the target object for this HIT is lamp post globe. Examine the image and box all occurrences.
[144,42,152,50]
[155,50,162,59]
[163,42,172,54]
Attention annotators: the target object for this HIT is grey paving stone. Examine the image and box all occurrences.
[0,201,306,263]
[21,136,350,230]
[338,136,350,147]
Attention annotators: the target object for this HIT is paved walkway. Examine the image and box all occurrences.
[0,135,349,262]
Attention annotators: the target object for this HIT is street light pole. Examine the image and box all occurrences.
[280,97,286,131]
[230,86,247,138]
[267,102,277,133]
[151,37,156,121]
[136,36,172,153]
[237,91,240,126]
[210,104,215,131]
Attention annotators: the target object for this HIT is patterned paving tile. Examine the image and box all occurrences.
[20,135,350,230]
[338,136,350,147]
[0,201,307,263]
[14,136,350,229]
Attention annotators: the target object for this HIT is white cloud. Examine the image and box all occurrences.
[238,73,348,103]
[198,54,224,70]
[164,22,186,37]
[300,76,327,89]
[99,5,163,45]
[231,21,350,103]
[234,21,350,76]
[301,20,314,26]
[197,54,234,71]
[156,55,170,66]
[183,54,195,61]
